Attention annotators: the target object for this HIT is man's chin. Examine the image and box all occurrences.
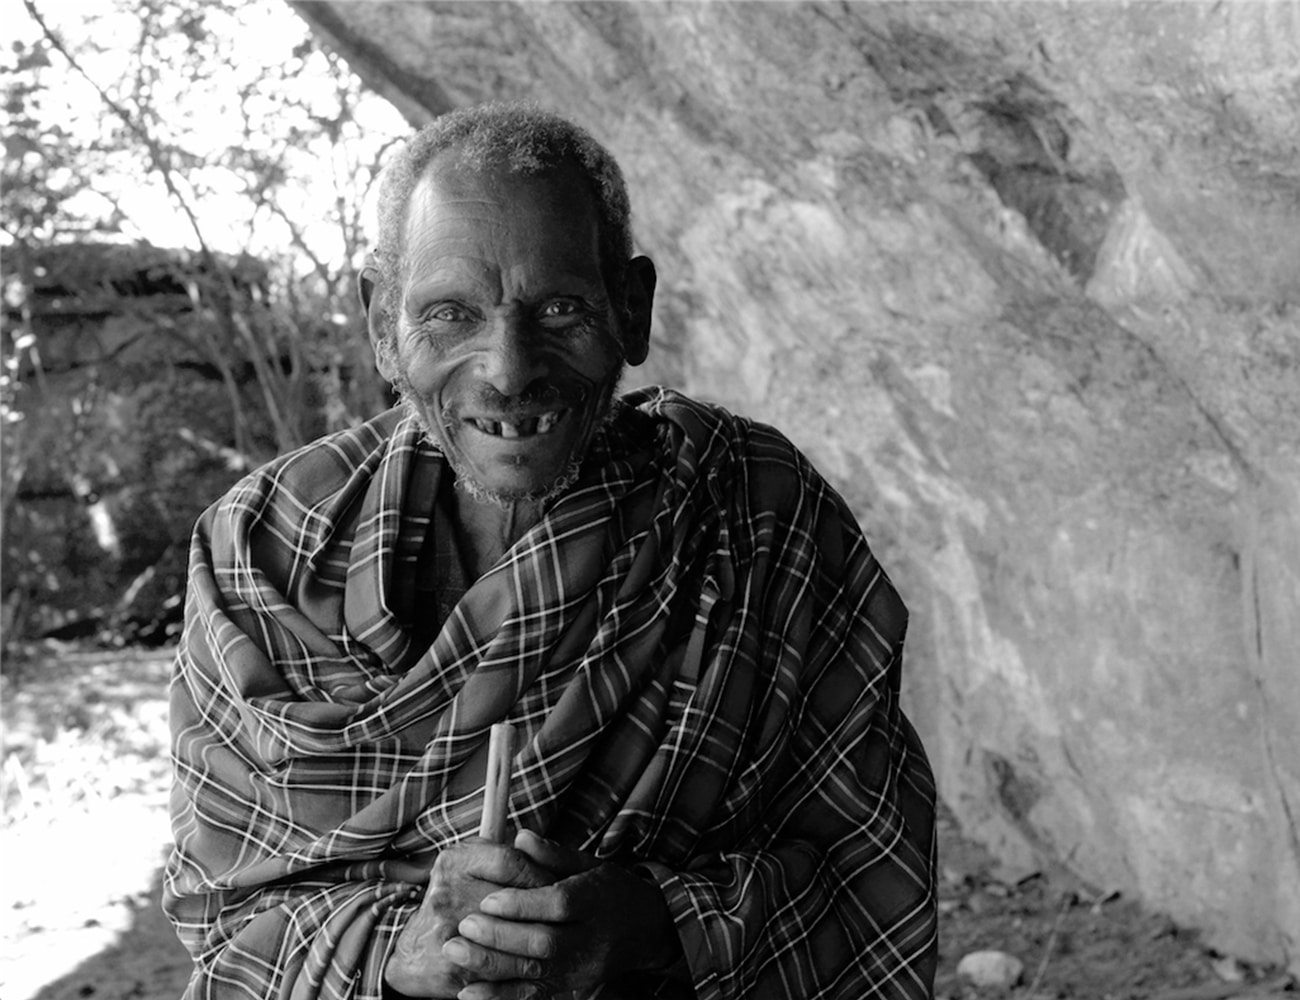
[398,386,619,507]
[441,427,588,508]
[452,458,583,509]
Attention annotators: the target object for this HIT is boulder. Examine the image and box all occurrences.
[292,1,1300,968]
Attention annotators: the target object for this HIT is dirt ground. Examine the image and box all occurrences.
[1,645,1295,1000]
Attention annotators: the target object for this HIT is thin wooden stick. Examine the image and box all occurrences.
[478,722,516,842]
[1025,892,1071,996]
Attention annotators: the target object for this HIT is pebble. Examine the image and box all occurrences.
[957,949,1025,988]
[964,889,996,915]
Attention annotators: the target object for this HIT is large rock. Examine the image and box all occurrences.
[293,1,1300,967]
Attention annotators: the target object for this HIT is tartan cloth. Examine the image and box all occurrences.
[164,387,937,1000]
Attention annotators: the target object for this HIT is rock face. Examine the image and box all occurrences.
[293,1,1300,967]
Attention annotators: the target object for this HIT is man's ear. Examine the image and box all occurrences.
[621,255,656,367]
[358,263,397,383]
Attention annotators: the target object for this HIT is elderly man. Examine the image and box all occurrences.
[165,103,937,1000]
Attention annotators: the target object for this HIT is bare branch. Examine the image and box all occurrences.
[23,0,214,255]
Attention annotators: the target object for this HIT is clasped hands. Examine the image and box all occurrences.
[385,829,681,1000]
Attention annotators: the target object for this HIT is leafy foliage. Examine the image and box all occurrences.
[1,0,407,653]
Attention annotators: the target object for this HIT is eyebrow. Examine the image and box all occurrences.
[402,264,498,310]
[403,270,609,311]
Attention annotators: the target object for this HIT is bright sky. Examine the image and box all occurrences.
[3,0,409,265]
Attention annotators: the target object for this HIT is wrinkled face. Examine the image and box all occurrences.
[378,156,648,504]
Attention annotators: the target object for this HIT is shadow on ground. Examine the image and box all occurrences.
[32,868,192,1000]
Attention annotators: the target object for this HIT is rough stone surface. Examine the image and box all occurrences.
[292,1,1300,968]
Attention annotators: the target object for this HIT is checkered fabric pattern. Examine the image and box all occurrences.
[164,387,937,1000]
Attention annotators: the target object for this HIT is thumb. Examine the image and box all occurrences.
[513,828,600,877]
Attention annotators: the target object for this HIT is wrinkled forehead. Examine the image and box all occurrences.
[401,151,601,251]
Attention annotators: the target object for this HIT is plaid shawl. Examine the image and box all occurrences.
[164,387,937,1000]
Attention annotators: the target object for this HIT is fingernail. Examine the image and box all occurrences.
[459,915,481,935]
[479,893,502,914]
[442,939,470,964]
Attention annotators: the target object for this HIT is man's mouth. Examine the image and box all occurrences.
[467,409,565,439]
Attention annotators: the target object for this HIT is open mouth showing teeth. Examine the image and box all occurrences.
[468,410,564,439]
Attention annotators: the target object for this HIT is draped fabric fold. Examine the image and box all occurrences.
[165,387,937,1000]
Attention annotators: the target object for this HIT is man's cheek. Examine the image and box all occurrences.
[565,350,623,388]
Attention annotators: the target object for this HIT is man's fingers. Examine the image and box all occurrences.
[478,881,579,923]
[511,829,599,877]
[457,980,548,1000]
[457,912,559,960]
[443,839,557,889]
[442,934,545,980]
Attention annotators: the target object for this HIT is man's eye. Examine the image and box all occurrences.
[424,304,471,324]
[539,300,582,320]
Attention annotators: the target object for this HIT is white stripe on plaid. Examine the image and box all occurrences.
[165,387,936,999]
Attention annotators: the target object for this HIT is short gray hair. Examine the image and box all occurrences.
[371,102,635,341]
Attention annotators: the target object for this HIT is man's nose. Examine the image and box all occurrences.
[478,316,547,398]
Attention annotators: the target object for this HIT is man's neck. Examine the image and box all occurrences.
[449,486,545,580]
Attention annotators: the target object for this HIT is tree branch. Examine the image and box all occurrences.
[23,0,213,255]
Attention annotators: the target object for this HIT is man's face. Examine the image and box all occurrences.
[375,155,649,504]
